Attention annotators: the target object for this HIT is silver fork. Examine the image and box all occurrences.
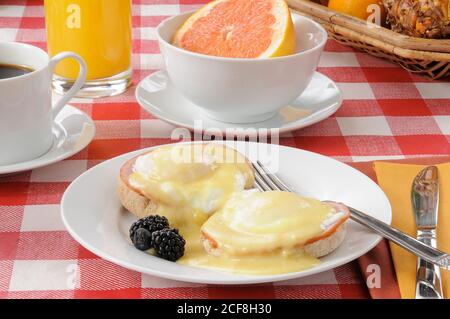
[251,160,450,270]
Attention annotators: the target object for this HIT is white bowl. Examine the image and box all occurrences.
[156,12,328,124]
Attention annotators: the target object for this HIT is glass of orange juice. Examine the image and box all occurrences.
[44,0,132,98]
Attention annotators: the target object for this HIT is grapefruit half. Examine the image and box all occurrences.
[173,0,296,59]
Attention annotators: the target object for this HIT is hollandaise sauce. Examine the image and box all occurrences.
[128,144,254,225]
[177,224,321,275]
[128,145,336,275]
[177,191,333,275]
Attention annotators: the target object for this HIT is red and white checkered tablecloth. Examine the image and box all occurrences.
[1,0,449,299]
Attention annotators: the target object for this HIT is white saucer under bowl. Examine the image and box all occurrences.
[136,70,342,136]
[0,105,95,175]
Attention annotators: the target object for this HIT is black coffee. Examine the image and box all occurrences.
[0,63,33,80]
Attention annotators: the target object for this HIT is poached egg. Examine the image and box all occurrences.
[177,190,350,275]
[201,190,345,255]
[127,143,254,225]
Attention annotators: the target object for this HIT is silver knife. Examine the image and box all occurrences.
[411,166,443,299]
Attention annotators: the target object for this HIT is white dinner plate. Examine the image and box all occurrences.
[136,71,342,136]
[61,141,391,285]
[0,104,95,175]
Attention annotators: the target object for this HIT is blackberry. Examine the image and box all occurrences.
[151,228,186,261]
[129,215,169,244]
[132,228,152,251]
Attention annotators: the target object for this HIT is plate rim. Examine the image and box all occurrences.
[0,104,96,175]
[61,141,392,285]
[135,70,343,135]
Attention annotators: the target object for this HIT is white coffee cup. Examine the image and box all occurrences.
[0,42,86,166]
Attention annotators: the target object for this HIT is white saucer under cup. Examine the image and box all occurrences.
[136,70,342,137]
[0,105,95,176]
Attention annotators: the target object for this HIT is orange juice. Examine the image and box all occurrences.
[44,0,132,80]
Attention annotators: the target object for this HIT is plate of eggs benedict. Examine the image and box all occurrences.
[61,141,391,284]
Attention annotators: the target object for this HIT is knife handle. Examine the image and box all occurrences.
[415,230,443,299]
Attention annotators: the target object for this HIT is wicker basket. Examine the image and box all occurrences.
[287,0,450,79]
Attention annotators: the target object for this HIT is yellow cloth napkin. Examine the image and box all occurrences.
[374,162,450,299]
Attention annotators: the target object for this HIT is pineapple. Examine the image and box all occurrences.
[382,0,450,38]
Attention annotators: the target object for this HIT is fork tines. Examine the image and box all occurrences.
[252,161,292,192]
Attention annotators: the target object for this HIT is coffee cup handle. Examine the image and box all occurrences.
[48,52,87,118]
